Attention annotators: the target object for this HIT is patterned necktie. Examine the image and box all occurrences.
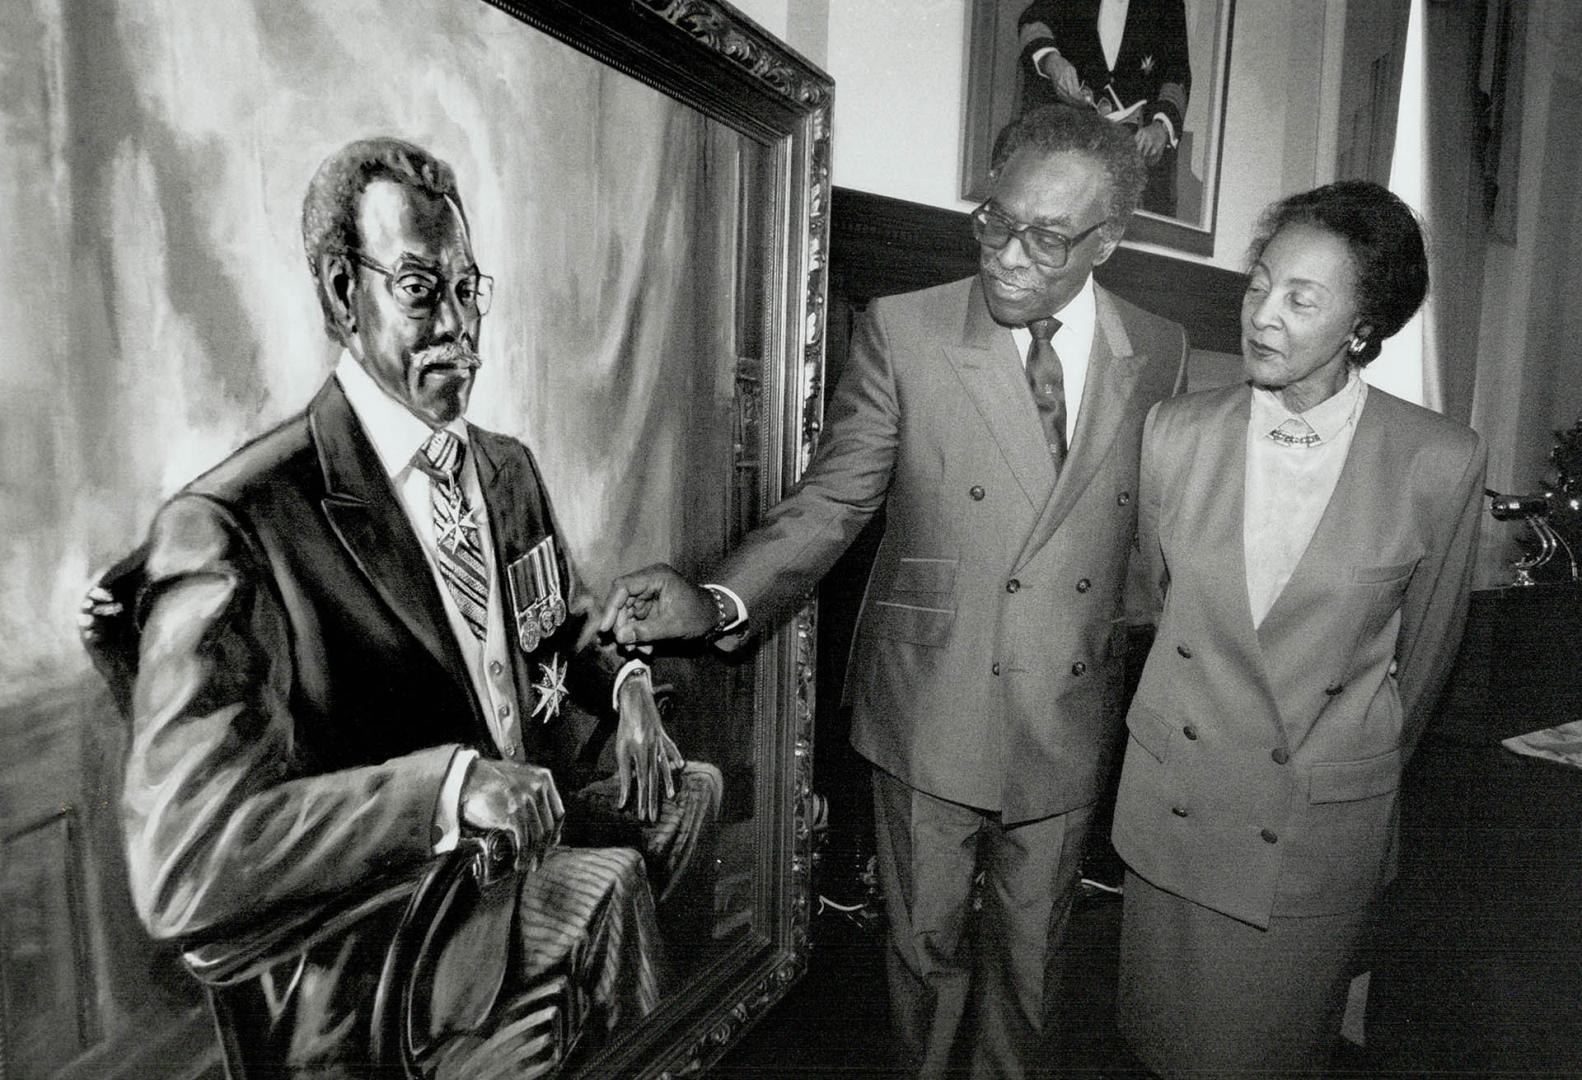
[1026,316,1068,469]
[415,429,489,640]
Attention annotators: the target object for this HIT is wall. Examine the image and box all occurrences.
[751,0,1345,273]
[1470,0,1582,584]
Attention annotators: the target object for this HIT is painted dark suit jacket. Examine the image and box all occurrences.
[717,277,1187,823]
[1018,0,1192,136]
[120,376,619,1057]
[1113,385,1486,929]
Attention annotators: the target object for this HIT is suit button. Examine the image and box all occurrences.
[1324,682,1343,696]
[1071,661,1086,676]
[498,704,512,719]
[969,485,986,501]
[1271,748,1290,765]
[1176,644,1192,658]
[1182,725,1197,740]
[1075,578,1091,593]
[1006,579,1021,593]
[992,662,1001,676]
[489,660,504,676]
[1171,806,1189,818]
[1261,828,1279,844]
[1118,491,1131,506]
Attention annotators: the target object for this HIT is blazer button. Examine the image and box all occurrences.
[1176,644,1193,659]
[1006,579,1021,593]
[1182,725,1198,740]
[969,485,986,501]
[498,703,512,719]
[1271,747,1290,765]
[489,660,504,676]
[1117,491,1131,506]
[1171,806,1190,818]
[1261,828,1279,844]
[1075,578,1091,593]
[1324,682,1344,696]
[1071,661,1086,676]
[992,662,1001,676]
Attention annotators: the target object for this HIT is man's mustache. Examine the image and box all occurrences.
[412,341,482,372]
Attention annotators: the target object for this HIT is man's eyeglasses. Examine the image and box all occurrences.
[970,203,1107,270]
[341,250,494,318]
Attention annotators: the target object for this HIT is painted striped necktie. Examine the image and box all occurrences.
[416,429,489,640]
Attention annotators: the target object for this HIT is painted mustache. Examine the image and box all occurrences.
[412,341,481,373]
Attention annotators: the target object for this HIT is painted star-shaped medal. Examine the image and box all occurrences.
[437,505,482,553]
[531,653,570,723]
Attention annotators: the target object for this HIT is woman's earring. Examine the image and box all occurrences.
[1347,335,1367,357]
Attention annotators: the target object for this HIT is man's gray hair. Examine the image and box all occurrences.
[990,104,1147,242]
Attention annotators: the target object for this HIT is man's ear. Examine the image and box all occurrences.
[1092,227,1122,268]
[320,252,358,339]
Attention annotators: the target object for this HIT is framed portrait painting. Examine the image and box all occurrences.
[0,0,829,1076]
[962,0,1235,256]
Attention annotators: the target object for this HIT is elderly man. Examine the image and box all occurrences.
[601,105,1188,1078]
[119,136,720,1074]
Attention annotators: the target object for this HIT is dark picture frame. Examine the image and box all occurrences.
[961,0,1235,256]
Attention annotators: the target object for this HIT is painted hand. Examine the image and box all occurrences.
[614,672,684,822]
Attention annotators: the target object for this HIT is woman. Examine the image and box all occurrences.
[1110,181,1486,1077]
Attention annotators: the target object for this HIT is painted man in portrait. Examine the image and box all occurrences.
[112,136,721,1074]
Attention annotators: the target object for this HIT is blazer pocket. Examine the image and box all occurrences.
[1352,560,1417,585]
[889,557,958,594]
[1125,706,1172,764]
[1308,748,1402,803]
[871,600,955,648]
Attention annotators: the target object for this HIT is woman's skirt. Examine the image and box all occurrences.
[1116,869,1373,1078]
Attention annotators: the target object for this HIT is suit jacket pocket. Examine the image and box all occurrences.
[1125,705,1172,764]
[871,600,955,647]
[1308,748,1402,803]
[889,556,958,593]
[1351,560,1417,585]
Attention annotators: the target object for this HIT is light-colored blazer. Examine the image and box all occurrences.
[1112,383,1486,928]
[719,276,1187,822]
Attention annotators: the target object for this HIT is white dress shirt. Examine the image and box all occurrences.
[1243,370,1368,627]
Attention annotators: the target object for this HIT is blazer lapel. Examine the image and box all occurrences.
[942,279,1057,510]
[1199,390,1292,738]
[310,379,475,692]
[1013,287,1145,571]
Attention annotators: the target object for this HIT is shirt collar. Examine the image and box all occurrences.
[1046,274,1096,340]
[334,350,469,479]
[1251,367,1365,445]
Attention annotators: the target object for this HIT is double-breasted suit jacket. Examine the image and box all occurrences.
[718,276,1187,821]
[1112,384,1486,928]
[121,377,640,1064]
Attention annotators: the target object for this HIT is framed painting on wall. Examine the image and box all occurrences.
[962,0,1235,256]
[0,0,829,1076]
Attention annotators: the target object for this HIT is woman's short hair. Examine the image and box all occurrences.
[990,104,1147,244]
[301,137,464,343]
[1247,180,1428,365]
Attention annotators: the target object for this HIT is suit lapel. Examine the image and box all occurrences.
[942,279,1057,510]
[310,379,475,695]
[1197,390,1292,738]
[1012,287,1146,571]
